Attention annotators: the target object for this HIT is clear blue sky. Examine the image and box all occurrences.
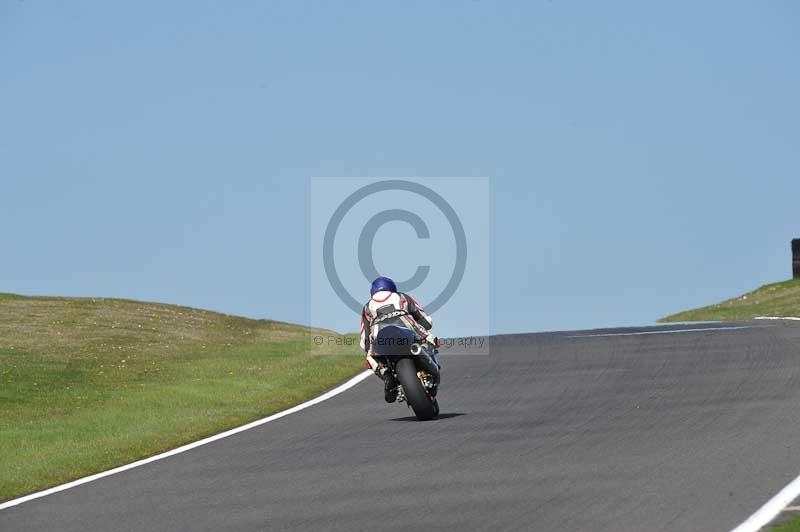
[2,1,799,334]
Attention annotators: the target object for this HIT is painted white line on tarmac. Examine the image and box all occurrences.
[730,473,800,532]
[754,316,800,321]
[567,326,752,338]
[0,369,372,511]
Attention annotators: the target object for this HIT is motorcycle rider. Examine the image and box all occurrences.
[360,276,440,403]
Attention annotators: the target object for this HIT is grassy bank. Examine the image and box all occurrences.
[0,293,362,500]
[773,514,800,531]
[660,279,800,323]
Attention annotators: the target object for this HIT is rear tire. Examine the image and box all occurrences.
[395,357,438,421]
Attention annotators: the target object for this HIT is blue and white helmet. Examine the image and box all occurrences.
[370,276,397,296]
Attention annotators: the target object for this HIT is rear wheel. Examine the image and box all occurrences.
[395,357,438,421]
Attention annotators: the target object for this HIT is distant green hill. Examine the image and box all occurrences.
[0,293,362,500]
[660,279,800,322]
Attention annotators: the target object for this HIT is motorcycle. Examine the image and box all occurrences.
[373,324,441,420]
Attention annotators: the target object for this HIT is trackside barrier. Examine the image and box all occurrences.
[793,239,800,280]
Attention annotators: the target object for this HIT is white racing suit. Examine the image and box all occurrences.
[359,290,436,377]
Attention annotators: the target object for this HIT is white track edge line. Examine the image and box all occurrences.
[567,326,752,338]
[754,316,800,321]
[0,369,372,511]
[730,472,800,532]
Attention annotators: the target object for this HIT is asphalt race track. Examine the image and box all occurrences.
[4,322,800,532]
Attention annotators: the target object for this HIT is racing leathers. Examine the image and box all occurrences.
[360,290,436,377]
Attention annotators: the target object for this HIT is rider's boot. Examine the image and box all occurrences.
[382,369,399,403]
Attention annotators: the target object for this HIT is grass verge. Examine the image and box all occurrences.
[0,293,363,500]
[659,279,800,323]
[772,513,800,531]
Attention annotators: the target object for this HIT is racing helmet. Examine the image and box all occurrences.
[370,276,397,296]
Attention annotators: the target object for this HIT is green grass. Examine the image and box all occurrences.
[0,294,363,500]
[660,279,800,323]
[772,513,800,531]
